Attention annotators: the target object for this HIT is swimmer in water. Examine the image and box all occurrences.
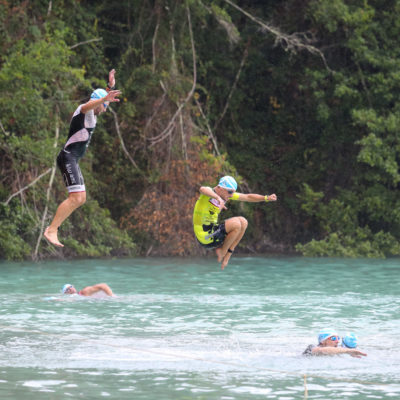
[303,329,367,358]
[44,69,121,247]
[62,283,114,297]
[193,176,277,270]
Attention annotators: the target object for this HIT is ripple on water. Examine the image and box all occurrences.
[0,257,399,399]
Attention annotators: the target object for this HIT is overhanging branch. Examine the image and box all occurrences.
[223,0,332,72]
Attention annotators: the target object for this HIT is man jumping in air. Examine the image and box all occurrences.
[193,176,277,270]
[44,69,121,247]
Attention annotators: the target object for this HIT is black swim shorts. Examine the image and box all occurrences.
[197,222,227,249]
[57,150,85,193]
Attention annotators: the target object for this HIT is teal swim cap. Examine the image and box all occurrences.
[318,328,338,344]
[342,333,358,348]
[62,284,73,294]
[218,176,237,191]
[90,88,108,100]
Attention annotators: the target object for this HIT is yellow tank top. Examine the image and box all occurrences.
[193,192,239,244]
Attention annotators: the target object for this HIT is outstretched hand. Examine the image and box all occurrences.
[108,69,116,88]
[105,90,121,103]
[267,194,277,202]
[349,349,367,358]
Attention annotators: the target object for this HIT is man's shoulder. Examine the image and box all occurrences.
[303,344,316,356]
[78,285,94,295]
[71,104,84,118]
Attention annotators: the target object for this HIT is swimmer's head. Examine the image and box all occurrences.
[62,284,77,295]
[342,333,358,348]
[90,88,109,112]
[218,176,237,192]
[318,328,339,344]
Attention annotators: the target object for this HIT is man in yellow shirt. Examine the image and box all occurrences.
[193,176,277,270]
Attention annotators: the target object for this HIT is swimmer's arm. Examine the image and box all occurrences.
[80,283,114,297]
[80,90,121,114]
[312,347,367,357]
[233,193,277,202]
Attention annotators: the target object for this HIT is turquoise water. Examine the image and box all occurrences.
[0,256,399,399]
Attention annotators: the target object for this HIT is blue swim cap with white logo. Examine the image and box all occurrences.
[318,328,338,344]
[90,88,108,100]
[218,176,237,191]
[62,284,73,294]
[342,333,358,348]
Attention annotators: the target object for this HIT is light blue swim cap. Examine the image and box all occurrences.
[62,284,73,294]
[342,333,358,348]
[318,328,338,344]
[90,88,108,100]
[218,176,237,191]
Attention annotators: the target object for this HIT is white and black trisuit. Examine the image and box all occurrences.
[56,105,97,193]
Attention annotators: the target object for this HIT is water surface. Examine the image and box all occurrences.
[0,257,399,399]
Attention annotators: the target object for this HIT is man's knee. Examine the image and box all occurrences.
[68,192,86,208]
[226,217,242,233]
[238,216,248,230]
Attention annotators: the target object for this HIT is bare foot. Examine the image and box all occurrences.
[215,247,225,263]
[44,227,64,247]
[221,252,232,270]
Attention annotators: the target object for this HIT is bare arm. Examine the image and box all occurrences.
[107,69,116,90]
[80,283,114,297]
[199,186,227,209]
[312,347,367,358]
[81,90,121,114]
[236,193,277,202]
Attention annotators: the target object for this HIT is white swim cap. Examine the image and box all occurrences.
[62,284,73,294]
[90,88,108,100]
[218,176,237,191]
[318,328,339,343]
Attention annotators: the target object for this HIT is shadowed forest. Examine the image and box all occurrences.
[1,0,400,260]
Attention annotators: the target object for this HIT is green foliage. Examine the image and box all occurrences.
[60,200,136,258]
[296,229,400,258]
[297,183,400,258]
[3,0,400,259]
[0,5,137,261]
[0,202,33,260]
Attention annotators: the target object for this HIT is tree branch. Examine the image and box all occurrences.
[152,7,161,73]
[33,113,60,260]
[143,82,168,137]
[47,1,52,17]
[223,0,332,72]
[3,168,52,206]
[149,3,197,146]
[0,119,8,136]
[195,98,220,157]
[109,107,140,170]
[214,40,249,132]
[69,38,102,50]
[178,109,187,160]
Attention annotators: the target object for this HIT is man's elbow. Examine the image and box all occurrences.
[199,186,208,194]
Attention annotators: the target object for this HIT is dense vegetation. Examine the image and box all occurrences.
[1,0,400,260]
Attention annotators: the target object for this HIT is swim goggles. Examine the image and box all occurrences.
[328,336,340,341]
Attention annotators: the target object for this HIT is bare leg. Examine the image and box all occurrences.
[215,247,224,263]
[216,218,241,262]
[221,217,248,270]
[44,192,86,247]
[227,217,248,252]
